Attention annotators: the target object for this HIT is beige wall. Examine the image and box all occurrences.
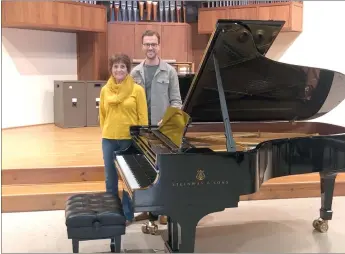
[1,28,78,128]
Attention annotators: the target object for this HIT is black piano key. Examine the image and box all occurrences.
[122,154,157,188]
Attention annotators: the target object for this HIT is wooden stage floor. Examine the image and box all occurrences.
[2,124,345,213]
[3,124,345,183]
[2,124,104,170]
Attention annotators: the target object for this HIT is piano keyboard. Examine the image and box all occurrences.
[116,154,157,190]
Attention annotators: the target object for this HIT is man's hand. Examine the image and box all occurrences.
[157,119,163,126]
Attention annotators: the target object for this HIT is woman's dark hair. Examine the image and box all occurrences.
[108,53,132,73]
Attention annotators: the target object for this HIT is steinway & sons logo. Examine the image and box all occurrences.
[196,169,206,181]
[172,168,229,187]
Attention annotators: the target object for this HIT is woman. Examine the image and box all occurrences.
[99,53,148,224]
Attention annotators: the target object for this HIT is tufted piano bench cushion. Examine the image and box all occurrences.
[65,192,126,253]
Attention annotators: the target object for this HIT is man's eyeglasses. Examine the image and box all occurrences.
[143,43,158,48]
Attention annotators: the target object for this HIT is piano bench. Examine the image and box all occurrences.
[65,192,126,253]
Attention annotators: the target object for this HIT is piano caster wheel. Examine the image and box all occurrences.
[141,221,158,235]
[313,218,329,233]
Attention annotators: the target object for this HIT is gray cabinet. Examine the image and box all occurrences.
[86,81,106,127]
[54,80,107,128]
[54,81,87,128]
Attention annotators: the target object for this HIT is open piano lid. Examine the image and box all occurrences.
[183,19,345,122]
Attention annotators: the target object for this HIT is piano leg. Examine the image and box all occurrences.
[164,210,211,253]
[167,217,179,251]
[176,221,197,253]
[313,171,338,233]
[165,220,197,253]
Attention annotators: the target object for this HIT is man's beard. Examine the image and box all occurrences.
[146,51,156,59]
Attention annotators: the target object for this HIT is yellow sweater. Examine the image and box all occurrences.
[99,75,148,139]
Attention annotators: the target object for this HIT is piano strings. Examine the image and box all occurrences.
[186,131,320,151]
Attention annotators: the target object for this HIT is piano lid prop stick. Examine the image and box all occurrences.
[212,52,236,152]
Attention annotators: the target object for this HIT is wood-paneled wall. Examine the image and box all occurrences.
[1,1,107,32]
[1,1,304,80]
[105,22,209,75]
[107,22,192,63]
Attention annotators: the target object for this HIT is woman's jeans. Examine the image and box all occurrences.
[102,138,134,221]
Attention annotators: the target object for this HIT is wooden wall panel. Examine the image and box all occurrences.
[1,1,107,32]
[291,2,303,32]
[82,5,107,31]
[198,8,228,35]
[198,1,303,34]
[258,5,291,30]
[228,6,257,19]
[161,25,189,62]
[77,32,107,80]
[190,22,209,72]
[107,23,135,59]
[107,22,191,63]
[94,32,108,80]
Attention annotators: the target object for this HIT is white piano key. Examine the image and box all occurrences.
[116,155,140,189]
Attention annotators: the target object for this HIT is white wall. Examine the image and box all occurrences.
[1,28,78,129]
[267,1,345,127]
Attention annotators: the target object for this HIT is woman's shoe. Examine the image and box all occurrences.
[159,215,167,225]
[134,212,150,221]
[126,220,133,226]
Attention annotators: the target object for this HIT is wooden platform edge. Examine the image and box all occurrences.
[2,179,345,213]
[2,165,105,185]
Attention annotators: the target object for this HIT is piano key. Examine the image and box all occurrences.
[117,154,157,189]
[116,155,140,189]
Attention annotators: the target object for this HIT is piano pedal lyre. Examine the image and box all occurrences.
[312,218,329,233]
[141,221,159,235]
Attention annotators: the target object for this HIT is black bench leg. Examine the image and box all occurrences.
[72,239,79,253]
[110,236,122,253]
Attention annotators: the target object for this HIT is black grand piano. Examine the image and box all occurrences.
[115,19,345,253]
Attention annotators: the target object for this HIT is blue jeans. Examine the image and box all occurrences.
[102,138,134,221]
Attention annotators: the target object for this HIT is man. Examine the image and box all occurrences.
[130,30,182,224]
[131,30,182,126]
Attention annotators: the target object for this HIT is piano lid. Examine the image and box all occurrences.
[183,20,345,122]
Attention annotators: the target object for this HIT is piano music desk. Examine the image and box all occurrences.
[1,124,345,213]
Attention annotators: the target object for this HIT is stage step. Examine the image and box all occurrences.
[2,181,110,213]
[2,166,104,185]
[2,175,345,213]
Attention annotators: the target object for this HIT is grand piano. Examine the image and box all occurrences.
[115,19,345,253]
